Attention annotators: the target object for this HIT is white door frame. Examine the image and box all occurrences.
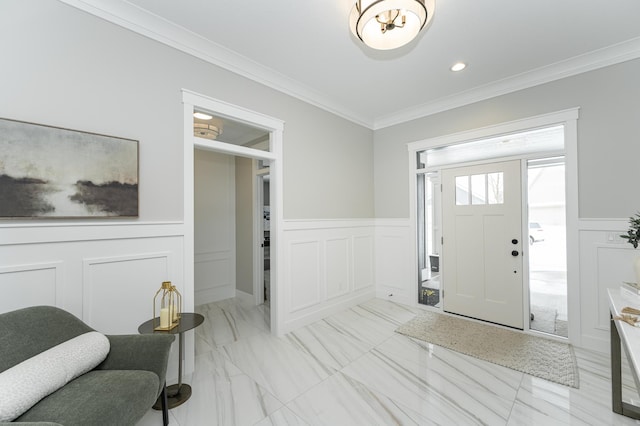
[407,108,580,344]
[182,89,284,336]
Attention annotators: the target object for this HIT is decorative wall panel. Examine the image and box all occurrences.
[0,262,62,314]
[281,220,375,332]
[83,252,173,334]
[353,235,374,290]
[326,237,350,300]
[194,250,234,304]
[289,240,321,312]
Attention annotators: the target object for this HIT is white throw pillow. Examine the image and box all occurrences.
[0,331,110,422]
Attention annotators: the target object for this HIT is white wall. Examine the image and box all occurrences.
[194,149,236,304]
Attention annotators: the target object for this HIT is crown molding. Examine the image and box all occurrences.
[59,1,640,132]
[58,0,373,128]
[373,37,640,130]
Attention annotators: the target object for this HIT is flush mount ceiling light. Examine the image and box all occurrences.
[194,122,222,140]
[349,0,435,50]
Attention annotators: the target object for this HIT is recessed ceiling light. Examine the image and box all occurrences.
[450,62,467,72]
[193,112,213,120]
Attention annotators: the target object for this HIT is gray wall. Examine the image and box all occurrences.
[0,1,374,222]
[235,157,254,295]
[374,59,640,219]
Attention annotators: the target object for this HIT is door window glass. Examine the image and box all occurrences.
[487,172,504,204]
[471,174,486,205]
[455,176,470,205]
[455,173,504,205]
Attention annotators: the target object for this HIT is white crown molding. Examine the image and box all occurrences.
[58,0,373,128]
[59,0,640,131]
[373,37,640,130]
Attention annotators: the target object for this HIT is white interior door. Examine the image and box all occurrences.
[442,160,524,329]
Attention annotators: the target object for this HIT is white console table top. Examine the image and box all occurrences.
[608,288,640,388]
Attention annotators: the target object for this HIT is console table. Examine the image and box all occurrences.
[608,288,640,419]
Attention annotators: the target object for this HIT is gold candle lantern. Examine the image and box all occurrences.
[153,281,181,331]
[170,284,182,322]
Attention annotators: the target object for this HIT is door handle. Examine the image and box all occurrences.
[511,250,519,257]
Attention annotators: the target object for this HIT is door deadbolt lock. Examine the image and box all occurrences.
[511,250,519,257]
[511,239,518,245]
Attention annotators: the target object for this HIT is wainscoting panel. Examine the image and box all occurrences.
[83,252,173,334]
[579,219,636,352]
[326,237,350,300]
[375,220,412,306]
[0,223,186,381]
[289,240,322,312]
[0,262,63,314]
[353,235,374,290]
[281,220,376,333]
[194,250,234,304]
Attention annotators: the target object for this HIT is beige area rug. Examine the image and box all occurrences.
[395,311,579,388]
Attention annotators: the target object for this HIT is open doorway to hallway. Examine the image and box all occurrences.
[192,110,274,332]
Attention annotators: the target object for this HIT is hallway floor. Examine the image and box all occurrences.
[138,295,640,425]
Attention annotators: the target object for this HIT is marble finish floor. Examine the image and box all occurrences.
[138,295,640,425]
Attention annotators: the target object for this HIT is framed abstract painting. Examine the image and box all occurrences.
[0,118,138,218]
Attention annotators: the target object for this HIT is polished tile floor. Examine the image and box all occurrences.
[139,295,640,425]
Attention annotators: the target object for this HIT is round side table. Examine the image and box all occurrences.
[138,312,204,409]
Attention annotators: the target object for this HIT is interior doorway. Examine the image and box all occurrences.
[183,89,284,335]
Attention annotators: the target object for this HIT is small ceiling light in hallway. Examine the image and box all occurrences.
[193,111,213,120]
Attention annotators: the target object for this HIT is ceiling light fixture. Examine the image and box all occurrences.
[349,0,435,50]
[193,111,213,120]
[194,123,222,140]
[450,62,467,72]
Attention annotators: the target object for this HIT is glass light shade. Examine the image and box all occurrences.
[193,111,213,120]
[349,0,434,50]
[194,123,221,139]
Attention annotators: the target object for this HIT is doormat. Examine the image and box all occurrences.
[395,311,579,388]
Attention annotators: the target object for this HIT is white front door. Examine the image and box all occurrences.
[442,160,524,329]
